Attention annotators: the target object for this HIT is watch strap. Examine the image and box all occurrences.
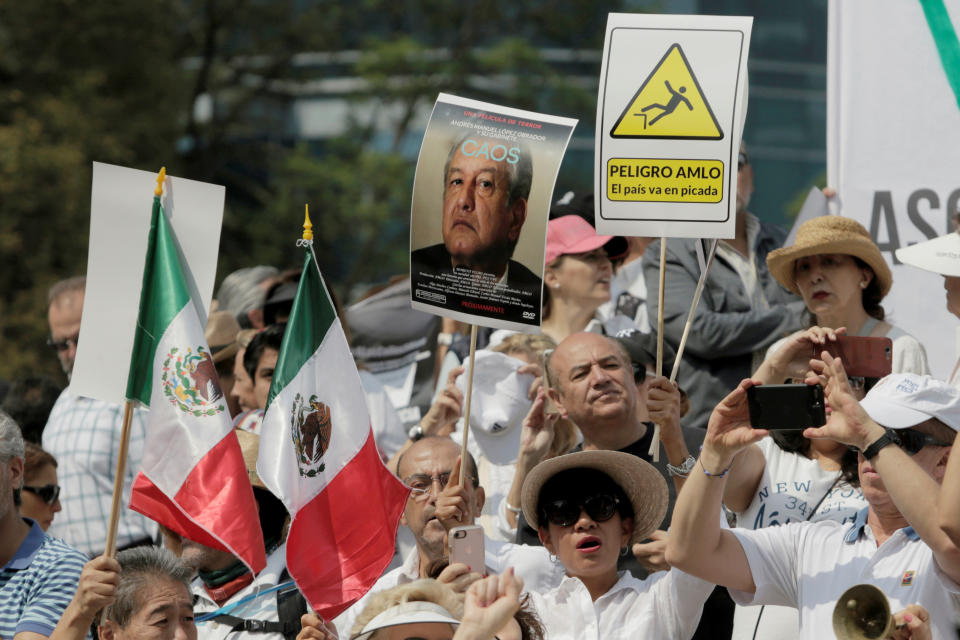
[862,429,901,460]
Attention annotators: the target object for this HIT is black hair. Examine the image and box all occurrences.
[536,468,633,527]
[243,323,286,381]
[853,257,885,321]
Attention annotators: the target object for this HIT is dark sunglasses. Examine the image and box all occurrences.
[898,428,952,455]
[738,151,749,168]
[542,493,621,527]
[46,335,79,352]
[22,484,60,505]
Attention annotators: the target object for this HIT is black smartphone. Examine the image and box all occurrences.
[747,384,826,430]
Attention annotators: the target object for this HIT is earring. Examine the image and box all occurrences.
[553,283,560,289]
[548,552,558,563]
[620,546,629,557]
[860,282,867,289]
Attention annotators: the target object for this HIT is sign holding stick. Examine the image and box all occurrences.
[649,238,668,460]
[670,239,719,382]
[458,325,479,486]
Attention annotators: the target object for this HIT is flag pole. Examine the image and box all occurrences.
[649,238,667,461]
[105,166,166,557]
[458,324,479,486]
[670,239,719,382]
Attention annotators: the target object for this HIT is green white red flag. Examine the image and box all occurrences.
[126,192,266,573]
[256,245,409,619]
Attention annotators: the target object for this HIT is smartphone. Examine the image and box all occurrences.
[810,336,892,378]
[747,384,826,430]
[449,525,485,572]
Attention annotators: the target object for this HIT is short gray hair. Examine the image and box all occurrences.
[216,266,279,328]
[48,276,86,308]
[442,134,533,209]
[0,411,25,463]
[100,547,194,627]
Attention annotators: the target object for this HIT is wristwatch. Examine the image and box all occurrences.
[667,455,697,478]
[861,429,901,460]
[408,424,425,442]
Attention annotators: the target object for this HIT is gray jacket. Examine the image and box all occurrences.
[642,222,807,430]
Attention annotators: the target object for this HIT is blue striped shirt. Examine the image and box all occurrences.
[1,519,87,638]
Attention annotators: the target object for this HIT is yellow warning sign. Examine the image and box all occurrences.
[610,43,723,140]
[606,158,723,203]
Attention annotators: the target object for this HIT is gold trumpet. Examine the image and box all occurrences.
[832,584,905,639]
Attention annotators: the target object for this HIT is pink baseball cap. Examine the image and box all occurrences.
[545,215,627,264]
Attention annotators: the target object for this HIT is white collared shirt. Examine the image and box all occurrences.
[334,536,563,637]
[528,568,713,640]
[193,544,292,640]
[729,508,960,639]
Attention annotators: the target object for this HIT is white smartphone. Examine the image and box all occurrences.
[449,525,485,572]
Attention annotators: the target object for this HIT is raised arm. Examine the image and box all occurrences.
[940,434,960,547]
[665,379,768,593]
[803,354,960,584]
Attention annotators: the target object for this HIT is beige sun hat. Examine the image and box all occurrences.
[520,450,668,545]
[235,429,266,489]
[766,216,892,297]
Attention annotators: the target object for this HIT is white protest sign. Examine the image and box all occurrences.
[595,13,752,238]
[71,162,225,404]
[828,0,960,379]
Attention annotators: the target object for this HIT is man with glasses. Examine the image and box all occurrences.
[0,411,87,638]
[334,436,561,637]
[41,276,155,556]
[642,141,807,434]
[667,362,960,638]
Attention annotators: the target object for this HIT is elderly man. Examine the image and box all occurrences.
[0,411,87,639]
[642,145,806,431]
[42,276,155,556]
[334,436,562,638]
[666,358,960,638]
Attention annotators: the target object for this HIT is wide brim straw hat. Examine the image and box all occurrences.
[351,601,460,640]
[766,215,892,297]
[520,450,668,545]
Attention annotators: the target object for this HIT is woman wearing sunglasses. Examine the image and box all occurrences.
[519,450,714,639]
[19,442,61,531]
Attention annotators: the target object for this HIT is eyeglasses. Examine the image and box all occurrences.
[898,428,952,455]
[848,376,866,391]
[738,151,749,168]
[542,493,621,527]
[46,335,79,352]
[22,484,60,505]
[404,472,476,500]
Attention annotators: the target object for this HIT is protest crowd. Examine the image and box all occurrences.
[5,15,960,640]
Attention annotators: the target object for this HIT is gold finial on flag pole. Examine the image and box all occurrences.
[155,167,167,197]
[302,204,314,242]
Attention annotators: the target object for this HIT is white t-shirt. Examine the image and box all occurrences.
[528,568,714,640]
[729,511,960,640]
[731,437,866,640]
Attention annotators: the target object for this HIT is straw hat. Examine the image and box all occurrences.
[235,429,266,489]
[766,216,892,297]
[520,450,668,545]
[205,311,242,364]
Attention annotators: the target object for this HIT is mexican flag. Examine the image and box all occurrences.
[257,247,409,620]
[126,192,266,574]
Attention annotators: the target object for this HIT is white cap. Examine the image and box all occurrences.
[351,601,460,639]
[895,232,960,277]
[859,373,960,431]
[455,350,535,465]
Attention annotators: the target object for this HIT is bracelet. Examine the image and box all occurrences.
[699,459,730,478]
[504,503,522,515]
[667,455,696,478]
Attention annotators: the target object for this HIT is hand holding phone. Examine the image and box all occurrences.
[450,525,485,574]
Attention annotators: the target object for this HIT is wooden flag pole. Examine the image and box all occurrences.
[458,324,479,486]
[104,400,135,557]
[670,239,719,383]
[649,238,668,461]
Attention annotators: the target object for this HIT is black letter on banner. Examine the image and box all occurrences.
[906,189,939,241]
[870,191,902,265]
[946,188,960,233]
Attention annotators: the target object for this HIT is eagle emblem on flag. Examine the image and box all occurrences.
[160,346,225,416]
[291,393,331,477]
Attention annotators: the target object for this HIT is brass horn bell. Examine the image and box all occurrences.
[831,584,893,640]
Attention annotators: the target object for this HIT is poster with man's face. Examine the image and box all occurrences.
[410,93,577,331]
